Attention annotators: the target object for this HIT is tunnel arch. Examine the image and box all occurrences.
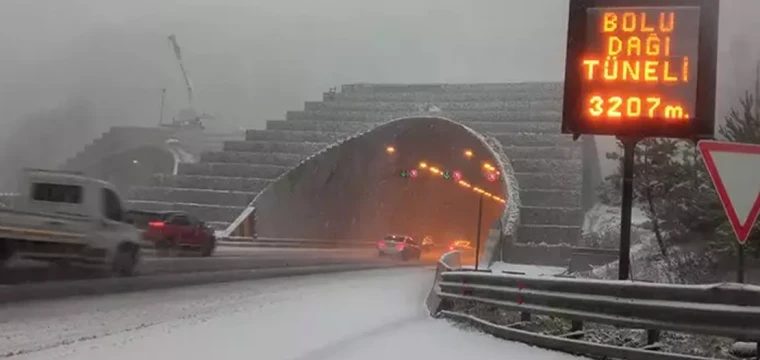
[231,115,521,266]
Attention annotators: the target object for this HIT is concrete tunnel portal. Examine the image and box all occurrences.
[253,116,515,249]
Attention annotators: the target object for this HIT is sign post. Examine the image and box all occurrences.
[474,193,484,271]
[698,141,760,283]
[562,0,719,280]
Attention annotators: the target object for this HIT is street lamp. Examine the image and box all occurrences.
[419,162,428,169]
[385,146,396,154]
[464,149,474,158]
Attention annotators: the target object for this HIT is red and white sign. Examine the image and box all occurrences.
[452,170,462,182]
[698,140,760,244]
[409,169,418,179]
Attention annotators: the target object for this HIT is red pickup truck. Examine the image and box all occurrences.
[126,210,216,257]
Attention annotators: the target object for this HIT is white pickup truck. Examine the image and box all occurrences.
[0,169,142,276]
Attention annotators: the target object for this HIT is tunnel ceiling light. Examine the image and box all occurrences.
[464,149,474,158]
[411,158,505,206]
[385,146,396,154]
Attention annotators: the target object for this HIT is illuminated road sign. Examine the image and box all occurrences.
[562,0,719,138]
[409,169,419,179]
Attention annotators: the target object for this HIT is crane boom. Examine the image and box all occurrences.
[167,34,195,107]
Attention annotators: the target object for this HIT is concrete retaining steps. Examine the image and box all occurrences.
[266,120,561,134]
[285,109,561,123]
[121,83,583,254]
[304,99,562,111]
[62,126,243,172]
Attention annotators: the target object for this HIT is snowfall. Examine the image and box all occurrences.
[1,267,588,360]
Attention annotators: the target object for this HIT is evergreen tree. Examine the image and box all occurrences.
[598,61,760,258]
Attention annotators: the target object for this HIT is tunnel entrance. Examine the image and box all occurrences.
[89,147,175,193]
[253,116,510,251]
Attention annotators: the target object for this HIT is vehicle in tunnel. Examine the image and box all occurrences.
[421,236,435,251]
[448,239,475,254]
[377,234,422,261]
[127,209,216,257]
[0,169,141,276]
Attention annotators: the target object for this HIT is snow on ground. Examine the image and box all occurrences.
[582,203,648,235]
[488,262,568,276]
[0,268,588,360]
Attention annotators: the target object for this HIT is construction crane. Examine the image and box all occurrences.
[166,34,214,129]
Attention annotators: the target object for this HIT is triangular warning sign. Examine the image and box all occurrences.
[698,140,760,244]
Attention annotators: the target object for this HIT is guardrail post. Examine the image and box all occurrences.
[571,320,583,332]
[520,311,531,322]
[647,329,660,344]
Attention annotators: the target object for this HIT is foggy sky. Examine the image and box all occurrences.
[0,0,758,172]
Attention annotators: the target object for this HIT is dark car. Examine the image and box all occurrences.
[126,210,216,257]
[377,234,422,261]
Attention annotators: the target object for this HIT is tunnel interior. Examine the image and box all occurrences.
[254,117,508,247]
[88,147,175,193]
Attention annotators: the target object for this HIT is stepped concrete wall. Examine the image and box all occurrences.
[58,82,604,266]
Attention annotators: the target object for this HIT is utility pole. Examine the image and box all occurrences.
[159,88,166,126]
[474,193,484,270]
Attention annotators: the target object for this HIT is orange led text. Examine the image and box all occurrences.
[601,11,675,33]
[587,95,689,121]
[582,10,690,84]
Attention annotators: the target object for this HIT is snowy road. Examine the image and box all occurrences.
[1,267,585,360]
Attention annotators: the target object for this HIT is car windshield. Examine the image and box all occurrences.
[383,235,407,242]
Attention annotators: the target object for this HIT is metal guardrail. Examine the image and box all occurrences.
[427,254,760,360]
[139,236,377,250]
[219,237,378,249]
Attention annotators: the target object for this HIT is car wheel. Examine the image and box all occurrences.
[200,237,216,257]
[112,243,139,277]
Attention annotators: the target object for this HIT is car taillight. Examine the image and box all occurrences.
[395,243,405,250]
[378,241,385,247]
[449,245,455,251]
[148,221,165,228]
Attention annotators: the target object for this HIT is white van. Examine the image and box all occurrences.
[0,169,141,276]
